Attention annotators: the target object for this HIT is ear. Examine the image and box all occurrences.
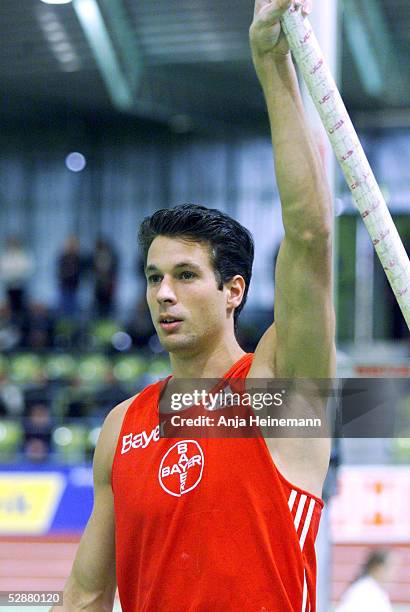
[226,275,246,311]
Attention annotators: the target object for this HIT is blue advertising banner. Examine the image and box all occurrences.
[0,465,93,535]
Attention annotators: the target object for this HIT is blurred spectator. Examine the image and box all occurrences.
[24,376,53,408]
[22,302,55,349]
[24,403,52,462]
[92,238,118,317]
[24,438,49,463]
[128,296,154,348]
[57,236,85,318]
[0,372,24,417]
[24,402,52,441]
[336,548,394,612]
[0,301,21,351]
[59,376,93,419]
[128,257,154,347]
[95,370,127,417]
[0,236,34,321]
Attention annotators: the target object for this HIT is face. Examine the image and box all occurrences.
[145,236,243,356]
[377,553,397,583]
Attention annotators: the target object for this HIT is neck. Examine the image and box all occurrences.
[169,337,246,378]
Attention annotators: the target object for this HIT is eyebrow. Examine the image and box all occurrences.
[145,262,202,274]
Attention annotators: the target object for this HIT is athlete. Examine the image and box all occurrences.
[54,0,335,610]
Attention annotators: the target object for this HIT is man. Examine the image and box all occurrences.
[57,236,84,319]
[0,235,34,321]
[55,0,335,609]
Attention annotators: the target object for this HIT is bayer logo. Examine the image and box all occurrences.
[158,440,204,497]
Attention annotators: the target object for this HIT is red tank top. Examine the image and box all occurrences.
[112,354,323,611]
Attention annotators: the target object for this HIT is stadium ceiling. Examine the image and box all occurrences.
[0,0,409,130]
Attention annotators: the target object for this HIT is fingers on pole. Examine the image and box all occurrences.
[302,0,313,17]
[294,0,313,17]
[254,0,292,20]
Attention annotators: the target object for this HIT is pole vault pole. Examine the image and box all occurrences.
[281,4,410,330]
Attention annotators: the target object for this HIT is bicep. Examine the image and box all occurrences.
[274,235,335,378]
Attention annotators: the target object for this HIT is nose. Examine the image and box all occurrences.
[156,276,177,305]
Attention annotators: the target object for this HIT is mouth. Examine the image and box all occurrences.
[158,316,183,332]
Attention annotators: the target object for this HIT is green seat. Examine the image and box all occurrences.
[0,420,23,461]
[52,424,87,463]
[44,353,77,381]
[54,319,80,347]
[0,355,8,377]
[391,438,410,463]
[9,354,43,384]
[77,355,111,386]
[392,396,410,462]
[113,355,147,383]
[147,358,170,378]
[90,319,122,349]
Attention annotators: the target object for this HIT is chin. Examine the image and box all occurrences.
[160,333,198,355]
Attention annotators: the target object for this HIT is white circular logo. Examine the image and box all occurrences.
[158,440,204,497]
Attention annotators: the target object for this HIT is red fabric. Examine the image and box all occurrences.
[112,354,323,611]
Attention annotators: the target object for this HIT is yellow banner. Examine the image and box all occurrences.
[0,473,65,534]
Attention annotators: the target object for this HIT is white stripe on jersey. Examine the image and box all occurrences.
[287,490,316,546]
[288,489,297,512]
[299,498,316,551]
[294,494,307,530]
[287,490,316,611]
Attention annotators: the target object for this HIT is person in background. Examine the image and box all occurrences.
[127,295,154,349]
[24,438,49,463]
[0,370,24,417]
[57,236,84,319]
[336,548,394,612]
[0,235,34,322]
[22,301,54,349]
[92,238,118,318]
[0,301,21,351]
[23,402,53,462]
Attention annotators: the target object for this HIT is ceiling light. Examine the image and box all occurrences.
[46,30,67,42]
[59,51,77,61]
[61,60,81,72]
[52,42,73,53]
[36,3,82,72]
[40,0,72,5]
[38,16,61,27]
[65,152,86,172]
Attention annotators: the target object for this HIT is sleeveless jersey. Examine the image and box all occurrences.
[112,354,323,611]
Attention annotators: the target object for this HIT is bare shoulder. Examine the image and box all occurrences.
[94,393,140,485]
[106,392,140,428]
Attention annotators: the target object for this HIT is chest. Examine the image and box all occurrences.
[112,427,284,521]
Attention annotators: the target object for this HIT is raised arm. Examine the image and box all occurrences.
[51,400,130,611]
[249,0,336,379]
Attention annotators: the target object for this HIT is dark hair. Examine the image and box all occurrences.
[138,203,254,324]
[361,549,390,576]
[348,549,391,588]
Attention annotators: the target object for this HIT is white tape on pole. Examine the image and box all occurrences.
[281,5,410,329]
